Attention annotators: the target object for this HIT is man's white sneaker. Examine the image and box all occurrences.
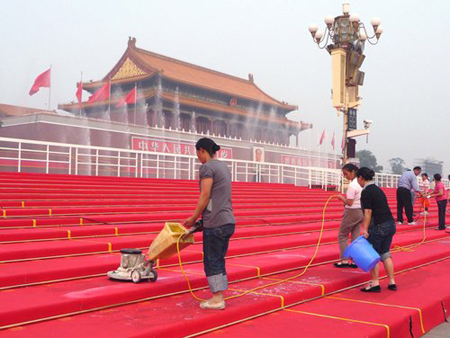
[397,222,403,225]
[200,300,225,310]
[408,222,416,225]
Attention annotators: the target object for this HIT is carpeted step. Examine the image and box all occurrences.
[0,223,443,289]
[205,255,450,338]
[1,239,448,336]
[0,218,441,263]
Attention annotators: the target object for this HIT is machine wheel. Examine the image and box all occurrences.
[131,270,142,283]
[149,269,158,282]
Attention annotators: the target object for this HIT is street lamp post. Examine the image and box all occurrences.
[308,3,383,164]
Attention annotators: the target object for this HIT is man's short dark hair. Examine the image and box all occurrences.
[413,166,421,171]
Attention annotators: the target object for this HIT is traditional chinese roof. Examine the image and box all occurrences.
[83,37,297,111]
[0,103,50,117]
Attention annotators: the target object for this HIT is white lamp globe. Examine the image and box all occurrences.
[349,13,360,22]
[315,30,324,40]
[308,24,318,33]
[371,17,381,26]
[325,16,334,25]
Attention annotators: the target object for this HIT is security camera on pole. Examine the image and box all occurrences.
[308,3,383,164]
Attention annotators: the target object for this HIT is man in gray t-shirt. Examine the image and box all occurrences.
[199,159,235,228]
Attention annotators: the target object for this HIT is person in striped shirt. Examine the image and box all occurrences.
[418,173,431,216]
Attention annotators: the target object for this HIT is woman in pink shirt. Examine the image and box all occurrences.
[429,174,447,230]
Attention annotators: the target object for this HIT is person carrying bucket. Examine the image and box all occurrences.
[184,138,235,310]
[334,163,364,268]
[357,167,397,292]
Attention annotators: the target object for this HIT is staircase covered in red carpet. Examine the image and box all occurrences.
[0,172,448,337]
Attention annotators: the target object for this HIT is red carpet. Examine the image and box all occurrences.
[0,172,448,337]
[203,257,450,338]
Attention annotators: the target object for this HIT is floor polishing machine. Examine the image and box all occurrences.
[107,220,203,283]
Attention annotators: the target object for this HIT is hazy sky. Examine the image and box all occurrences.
[1,0,449,173]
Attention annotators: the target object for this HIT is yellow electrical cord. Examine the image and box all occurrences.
[176,194,431,302]
[176,195,339,302]
[392,207,428,253]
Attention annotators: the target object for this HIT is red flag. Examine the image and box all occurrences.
[319,129,326,146]
[87,82,110,103]
[331,131,335,150]
[29,68,51,96]
[76,82,83,110]
[116,86,137,108]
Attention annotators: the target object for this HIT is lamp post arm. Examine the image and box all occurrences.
[359,23,380,45]
[347,129,370,138]
[314,27,332,49]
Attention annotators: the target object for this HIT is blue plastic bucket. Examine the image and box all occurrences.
[343,236,381,272]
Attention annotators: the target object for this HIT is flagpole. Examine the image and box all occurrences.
[308,129,311,167]
[309,129,313,167]
[322,130,325,168]
[321,129,328,168]
[319,135,322,168]
[48,65,52,110]
[80,71,83,116]
[318,131,321,168]
[108,79,112,114]
[334,131,337,169]
[134,83,137,125]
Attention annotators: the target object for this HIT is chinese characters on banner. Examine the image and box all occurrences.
[131,137,233,159]
[281,155,309,167]
[281,155,336,168]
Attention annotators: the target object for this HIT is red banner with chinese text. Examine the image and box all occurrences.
[131,137,233,159]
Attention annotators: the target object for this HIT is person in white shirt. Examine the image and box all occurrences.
[335,163,364,268]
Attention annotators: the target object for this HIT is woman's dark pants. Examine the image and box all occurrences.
[437,200,447,230]
[203,223,235,293]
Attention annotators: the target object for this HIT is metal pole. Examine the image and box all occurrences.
[308,168,311,189]
[342,108,348,164]
[75,148,78,175]
[95,149,99,176]
[156,155,160,179]
[294,166,297,186]
[342,83,349,164]
[135,153,138,178]
[18,142,22,173]
[46,145,50,174]
[69,147,72,175]
[118,152,121,177]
